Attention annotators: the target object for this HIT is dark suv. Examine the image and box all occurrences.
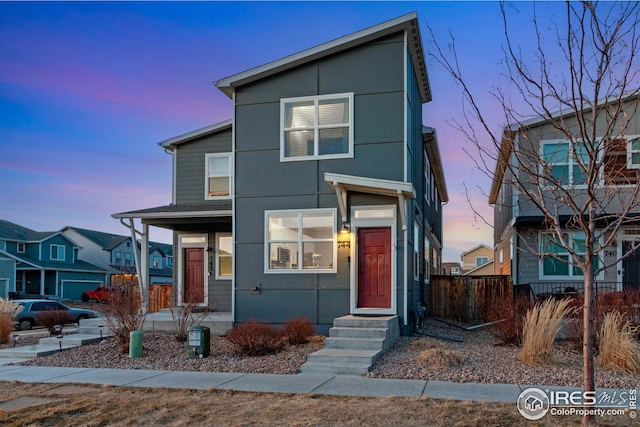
[14,299,99,331]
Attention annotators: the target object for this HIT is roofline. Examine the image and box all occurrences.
[215,12,431,103]
[422,126,449,203]
[488,130,515,205]
[159,119,233,149]
[461,243,492,257]
[462,259,494,276]
[112,210,233,220]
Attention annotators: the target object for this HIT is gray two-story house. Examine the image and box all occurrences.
[490,92,640,296]
[0,220,107,300]
[114,13,448,334]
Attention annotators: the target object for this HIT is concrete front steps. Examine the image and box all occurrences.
[0,318,112,360]
[301,315,399,375]
[142,309,233,336]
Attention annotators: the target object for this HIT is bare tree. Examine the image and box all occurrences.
[428,1,640,423]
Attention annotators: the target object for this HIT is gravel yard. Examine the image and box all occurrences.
[5,319,639,390]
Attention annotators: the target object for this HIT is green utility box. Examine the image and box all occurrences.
[187,325,210,359]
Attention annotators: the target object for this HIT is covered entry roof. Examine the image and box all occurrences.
[112,203,232,231]
[324,172,415,230]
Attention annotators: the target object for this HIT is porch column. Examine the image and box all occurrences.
[140,223,150,314]
[39,269,45,297]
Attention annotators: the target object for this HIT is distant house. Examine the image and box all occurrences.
[460,244,493,275]
[442,262,462,276]
[0,220,107,301]
[114,13,449,335]
[61,227,172,285]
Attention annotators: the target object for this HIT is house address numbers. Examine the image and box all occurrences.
[337,241,351,249]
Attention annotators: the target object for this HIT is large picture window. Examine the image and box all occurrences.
[266,209,336,273]
[205,153,232,199]
[627,136,640,169]
[281,93,353,161]
[540,232,599,278]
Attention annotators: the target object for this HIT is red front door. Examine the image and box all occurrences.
[357,227,392,308]
[183,248,205,304]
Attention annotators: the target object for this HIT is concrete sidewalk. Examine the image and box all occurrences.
[0,363,628,403]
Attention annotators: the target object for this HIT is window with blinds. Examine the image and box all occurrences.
[280,93,353,161]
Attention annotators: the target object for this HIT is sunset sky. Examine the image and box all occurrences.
[0,1,564,262]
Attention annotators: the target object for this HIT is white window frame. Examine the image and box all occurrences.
[50,244,65,261]
[280,93,354,162]
[540,139,593,188]
[539,231,603,280]
[476,256,489,267]
[626,135,640,169]
[265,208,337,274]
[205,153,233,200]
[17,242,25,253]
[424,151,431,206]
[215,233,233,280]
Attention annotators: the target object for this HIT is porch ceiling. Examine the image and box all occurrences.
[112,203,232,231]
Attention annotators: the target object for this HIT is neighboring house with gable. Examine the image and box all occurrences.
[114,13,448,335]
[0,220,107,301]
[489,92,640,295]
[460,244,493,275]
[61,227,173,285]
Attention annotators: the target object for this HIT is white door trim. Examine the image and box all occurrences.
[177,233,209,307]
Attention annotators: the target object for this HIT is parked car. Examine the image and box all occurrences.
[80,285,116,303]
[14,299,99,331]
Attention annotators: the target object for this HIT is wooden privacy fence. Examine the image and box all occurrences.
[149,284,172,313]
[430,275,511,324]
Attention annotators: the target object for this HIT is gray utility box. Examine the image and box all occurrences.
[187,325,210,358]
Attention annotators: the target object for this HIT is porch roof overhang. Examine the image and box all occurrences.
[324,172,415,230]
[112,203,232,230]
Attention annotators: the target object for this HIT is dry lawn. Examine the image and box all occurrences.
[0,382,632,427]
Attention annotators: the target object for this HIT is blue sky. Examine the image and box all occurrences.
[0,1,556,262]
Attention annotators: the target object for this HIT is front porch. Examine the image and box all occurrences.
[142,309,233,336]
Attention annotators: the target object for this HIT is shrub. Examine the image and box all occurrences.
[597,311,640,374]
[486,293,532,346]
[100,279,146,353]
[226,320,286,356]
[35,310,73,335]
[0,298,23,344]
[0,314,13,344]
[283,317,315,345]
[0,297,23,320]
[171,288,212,342]
[520,298,573,365]
[411,337,468,369]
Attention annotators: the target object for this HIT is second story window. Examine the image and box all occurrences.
[125,252,132,266]
[114,250,122,265]
[17,242,25,253]
[152,256,160,268]
[205,153,232,199]
[50,244,65,261]
[541,140,589,186]
[281,93,353,161]
[627,136,640,169]
[476,256,489,267]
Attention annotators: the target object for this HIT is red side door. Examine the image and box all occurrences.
[357,227,392,308]
[183,248,205,304]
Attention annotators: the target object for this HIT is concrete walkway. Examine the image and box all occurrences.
[0,362,629,403]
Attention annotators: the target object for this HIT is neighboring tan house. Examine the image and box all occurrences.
[489,92,640,295]
[114,13,448,335]
[460,244,493,275]
[0,220,107,300]
[61,227,172,285]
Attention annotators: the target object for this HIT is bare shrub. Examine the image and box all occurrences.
[412,337,468,369]
[0,298,23,344]
[225,320,286,356]
[100,281,146,353]
[0,315,13,344]
[520,298,573,365]
[171,289,211,342]
[597,311,640,374]
[35,310,73,335]
[283,317,315,345]
[486,293,532,346]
